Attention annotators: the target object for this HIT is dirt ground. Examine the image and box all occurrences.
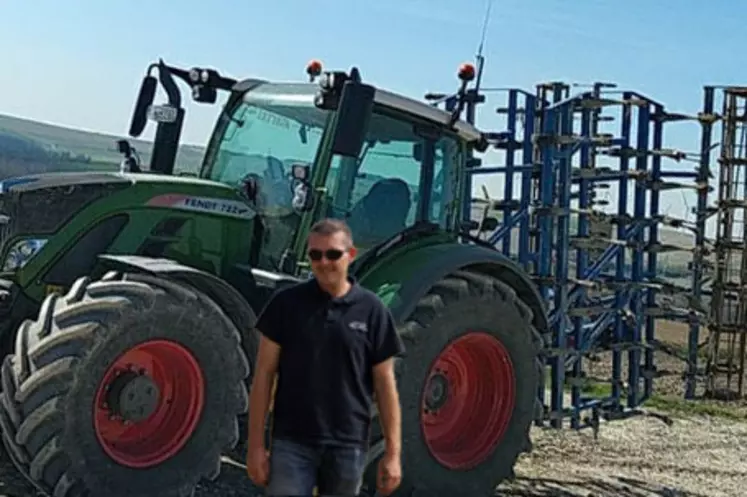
[499,318,747,497]
[502,413,747,497]
[2,413,744,497]
[0,320,745,497]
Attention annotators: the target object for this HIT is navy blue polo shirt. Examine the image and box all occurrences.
[255,277,405,448]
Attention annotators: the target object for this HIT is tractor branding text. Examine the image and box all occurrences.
[146,194,255,219]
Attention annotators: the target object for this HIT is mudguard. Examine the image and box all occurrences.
[98,254,258,331]
[358,241,549,334]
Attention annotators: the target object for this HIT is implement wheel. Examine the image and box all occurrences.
[362,270,542,496]
[0,272,251,497]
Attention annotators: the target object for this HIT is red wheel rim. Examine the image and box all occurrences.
[420,331,515,470]
[93,339,205,468]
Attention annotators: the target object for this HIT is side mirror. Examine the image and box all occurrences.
[292,182,314,212]
[129,75,158,137]
[291,163,310,181]
[290,164,313,212]
[331,79,375,158]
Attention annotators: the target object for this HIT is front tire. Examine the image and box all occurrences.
[0,272,251,497]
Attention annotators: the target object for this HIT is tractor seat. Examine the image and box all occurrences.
[347,178,412,246]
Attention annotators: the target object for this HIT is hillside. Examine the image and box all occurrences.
[0,113,206,179]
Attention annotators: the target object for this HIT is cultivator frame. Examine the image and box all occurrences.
[426,71,740,430]
[703,86,747,400]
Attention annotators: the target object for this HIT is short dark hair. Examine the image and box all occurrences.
[309,218,353,245]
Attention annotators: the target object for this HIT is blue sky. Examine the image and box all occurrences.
[1,0,745,221]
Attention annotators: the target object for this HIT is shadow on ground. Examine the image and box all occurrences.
[1,448,707,497]
[0,448,263,497]
[498,475,706,497]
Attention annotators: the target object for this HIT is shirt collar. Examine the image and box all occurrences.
[312,276,360,304]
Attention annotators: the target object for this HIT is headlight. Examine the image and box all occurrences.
[2,239,47,272]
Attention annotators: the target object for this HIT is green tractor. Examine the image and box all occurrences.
[0,59,547,497]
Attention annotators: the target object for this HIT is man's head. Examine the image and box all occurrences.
[307,218,357,288]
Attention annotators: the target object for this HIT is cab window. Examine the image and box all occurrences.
[205,83,331,270]
[325,110,462,249]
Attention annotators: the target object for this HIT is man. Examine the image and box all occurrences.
[246,218,405,496]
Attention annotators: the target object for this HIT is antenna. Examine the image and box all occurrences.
[473,0,493,93]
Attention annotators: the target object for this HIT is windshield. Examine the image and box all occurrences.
[204,82,331,270]
[205,82,330,214]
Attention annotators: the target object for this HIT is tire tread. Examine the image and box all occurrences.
[0,273,251,497]
[362,269,543,496]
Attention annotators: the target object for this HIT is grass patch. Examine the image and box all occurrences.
[543,370,747,422]
[643,395,746,421]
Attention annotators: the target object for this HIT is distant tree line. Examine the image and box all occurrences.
[0,133,91,164]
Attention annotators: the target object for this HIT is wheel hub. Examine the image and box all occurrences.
[425,372,449,411]
[106,370,161,423]
[93,339,206,468]
[420,331,516,471]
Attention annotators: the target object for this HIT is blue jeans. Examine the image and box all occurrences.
[265,438,368,496]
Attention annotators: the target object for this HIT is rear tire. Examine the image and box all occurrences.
[0,272,251,497]
[361,270,542,496]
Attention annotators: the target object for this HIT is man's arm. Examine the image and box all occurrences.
[373,357,401,457]
[371,305,406,457]
[247,335,281,451]
[247,294,285,451]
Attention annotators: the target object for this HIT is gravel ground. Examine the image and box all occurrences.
[0,451,263,497]
[1,411,744,497]
[495,320,747,497]
[501,413,747,497]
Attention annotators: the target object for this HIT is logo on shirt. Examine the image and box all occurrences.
[349,321,368,333]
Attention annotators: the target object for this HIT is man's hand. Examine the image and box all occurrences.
[246,335,280,487]
[246,446,270,487]
[372,357,402,495]
[247,336,280,448]
[376,451,402,496]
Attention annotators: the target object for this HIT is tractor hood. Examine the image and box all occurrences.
[0,172,136,273]
[0,171,234,194]
[0,172,134,240]
[0,172,132,194]
[0,171,252,259]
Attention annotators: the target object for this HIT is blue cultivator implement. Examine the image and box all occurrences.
[426,59,746,431]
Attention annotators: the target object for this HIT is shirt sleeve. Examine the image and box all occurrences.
[370,303,406,365]
[255,290,286,346]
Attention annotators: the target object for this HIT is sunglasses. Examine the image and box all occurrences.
[307,248,346,261]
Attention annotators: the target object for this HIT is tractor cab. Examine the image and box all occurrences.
[197,61,486,273]
[128,59,486,275]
